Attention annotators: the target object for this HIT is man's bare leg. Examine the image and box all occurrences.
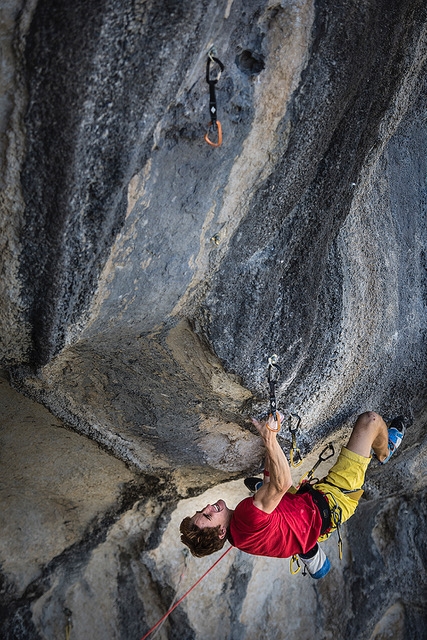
[346,411,389,462]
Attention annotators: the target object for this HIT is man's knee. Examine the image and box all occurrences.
[354,411,381,432]
[347,411,385,457]
[358,411,380,424]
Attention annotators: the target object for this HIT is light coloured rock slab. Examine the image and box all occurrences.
[0,370,134,594]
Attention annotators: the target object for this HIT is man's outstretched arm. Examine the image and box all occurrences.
[251,414,293,513]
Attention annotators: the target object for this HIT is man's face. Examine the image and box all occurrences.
[190,499,231,538]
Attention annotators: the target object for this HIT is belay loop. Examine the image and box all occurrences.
[204,50,224,147]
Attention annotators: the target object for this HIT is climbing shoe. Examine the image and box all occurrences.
[244,477,263,492]
[299,544,331,579]
[379,416,406,464]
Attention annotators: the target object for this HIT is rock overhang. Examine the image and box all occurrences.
[1,1,427,636]
[3,0,427,482]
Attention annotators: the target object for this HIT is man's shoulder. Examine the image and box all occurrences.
[232,492,297,523]
[232,496,259,518]
[234,496,255,512]
[233,495,273,521]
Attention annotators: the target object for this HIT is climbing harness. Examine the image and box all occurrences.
[266,354,282,432]
[288,414,303,467]
[289,443,345,574]
[320,479,365,561]
[204,48,224,147]
[139,546,233,640]
[297,482,331,534]
[316,489,344,559]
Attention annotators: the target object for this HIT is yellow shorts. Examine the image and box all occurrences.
[313,446,370,540]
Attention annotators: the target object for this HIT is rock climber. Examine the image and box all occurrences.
[180,411,407,578]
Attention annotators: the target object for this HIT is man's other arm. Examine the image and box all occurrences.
[251,414,293,514]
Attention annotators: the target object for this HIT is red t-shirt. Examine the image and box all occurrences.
[229,493,322,557]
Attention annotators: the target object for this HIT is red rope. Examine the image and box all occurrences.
[140,546,233,640]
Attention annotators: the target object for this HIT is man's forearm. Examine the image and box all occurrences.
[263,453,271,483]
[264,433,292,492]
[251,414,293,513]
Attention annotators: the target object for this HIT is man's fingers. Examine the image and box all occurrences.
[251,417,263,432]
[266,414,279,430]
[251,414,280,438]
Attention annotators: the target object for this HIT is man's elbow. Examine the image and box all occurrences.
[277,478,293,493]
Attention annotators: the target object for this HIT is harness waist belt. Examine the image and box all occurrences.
[297,483,331,535]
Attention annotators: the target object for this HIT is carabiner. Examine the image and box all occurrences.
[288,413,301,434]
[290,554,301,575]
[204,120,222,147]
[329,500,343,559]
[206,51,224,86]
[266,410,281,433]
[318,443,335,462]
[288,414,303,467]
[290,446,303,468]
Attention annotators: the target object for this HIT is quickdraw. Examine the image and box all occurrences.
[298,443,334,484]
[64,608,72,640]
[204,48,224,147]
[266,355,282,432]
[288,414,303,467]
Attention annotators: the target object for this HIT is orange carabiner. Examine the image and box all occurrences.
[204,120,222,147]
[266,410,281,432]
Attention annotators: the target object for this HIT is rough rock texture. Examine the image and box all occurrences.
[1,0,427,638]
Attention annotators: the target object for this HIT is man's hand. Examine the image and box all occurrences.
[251,413,282,441]
[250,414,293,514]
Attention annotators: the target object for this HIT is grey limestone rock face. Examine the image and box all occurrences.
[1,0,427,638]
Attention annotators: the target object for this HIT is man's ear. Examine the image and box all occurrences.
[218,526,227,539]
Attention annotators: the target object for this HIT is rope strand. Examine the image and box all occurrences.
[140,546,233,640]
[150,551,189,639]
